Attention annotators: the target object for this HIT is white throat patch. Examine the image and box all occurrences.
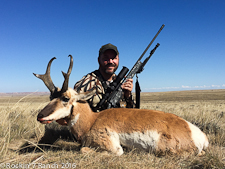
[68,113,80,128]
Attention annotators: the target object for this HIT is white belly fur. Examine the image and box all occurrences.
[109,130,160,152]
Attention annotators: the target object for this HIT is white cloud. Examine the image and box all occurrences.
[194,85,210,89]
[144,86,180,91]
[143,84,225,92]
[181,85,191,88]
[211,85,220,88]
[162,86,180,90]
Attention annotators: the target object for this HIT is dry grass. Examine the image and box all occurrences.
[0,90,225,168]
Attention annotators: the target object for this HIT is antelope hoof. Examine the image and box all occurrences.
[80,147,95,154]
[198,150,206,157]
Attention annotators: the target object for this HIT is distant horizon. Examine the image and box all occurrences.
[1,83,225,93]
[1,88,225,96]
[143,84,225,92]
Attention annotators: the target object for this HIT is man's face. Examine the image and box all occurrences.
[98,49,119,75]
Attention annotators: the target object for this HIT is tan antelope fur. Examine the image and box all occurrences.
[34,56,209,156]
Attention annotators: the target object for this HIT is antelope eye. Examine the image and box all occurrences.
[62,97,70,102]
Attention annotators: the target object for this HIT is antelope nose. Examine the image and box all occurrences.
[37,114,44,120]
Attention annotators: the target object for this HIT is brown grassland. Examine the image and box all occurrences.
[0,89,225,168]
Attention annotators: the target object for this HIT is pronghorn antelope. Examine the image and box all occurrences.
[34,55,209,156]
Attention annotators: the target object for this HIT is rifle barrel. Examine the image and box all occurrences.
[138,24,165,62]
[142,43,160,68]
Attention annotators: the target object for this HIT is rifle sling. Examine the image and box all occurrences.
[135,75,141,109]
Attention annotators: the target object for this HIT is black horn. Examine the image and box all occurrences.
[61,55,73,93]
[33,57,57,94]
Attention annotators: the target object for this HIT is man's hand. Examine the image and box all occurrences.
[121,78,133,99]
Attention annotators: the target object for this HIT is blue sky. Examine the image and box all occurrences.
[1,0,225,93]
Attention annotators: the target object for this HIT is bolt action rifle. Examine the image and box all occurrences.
[97,24,165,110]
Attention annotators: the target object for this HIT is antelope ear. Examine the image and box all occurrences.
[77,89,96,101]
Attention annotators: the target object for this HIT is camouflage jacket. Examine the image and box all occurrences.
[74,70,134,112]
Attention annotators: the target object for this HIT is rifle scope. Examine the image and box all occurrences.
[98,66,129,108]
[110,66,129,90]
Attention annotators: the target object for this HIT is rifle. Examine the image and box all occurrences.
[97,24,165,110]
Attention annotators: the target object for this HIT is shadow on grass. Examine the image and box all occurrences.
[18,122,81,154]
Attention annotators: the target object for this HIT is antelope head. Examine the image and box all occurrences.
[34,55,78,124]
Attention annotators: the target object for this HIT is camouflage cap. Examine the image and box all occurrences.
[99,43,119,57]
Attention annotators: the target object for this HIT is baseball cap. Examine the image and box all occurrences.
[99,43,119,56]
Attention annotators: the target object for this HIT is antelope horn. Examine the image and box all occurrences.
[33,57,57,94]
[61,55,73,93]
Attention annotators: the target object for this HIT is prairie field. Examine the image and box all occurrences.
[0,90,225,168]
